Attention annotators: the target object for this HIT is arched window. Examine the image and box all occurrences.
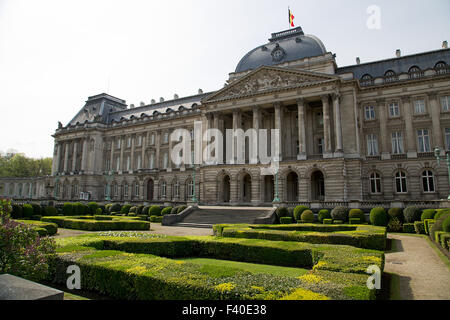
[408,66,422,79]
[422,170,435,193]
[369,172,382,194]
[435,62,448,75]
[160,181,167,198]
[360,74,373,86]
[384,70,397,83]
[395,171,408,193]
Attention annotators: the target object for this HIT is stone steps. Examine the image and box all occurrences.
[177,207,273,227]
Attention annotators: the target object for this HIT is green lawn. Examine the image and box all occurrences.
[175,257,310,277]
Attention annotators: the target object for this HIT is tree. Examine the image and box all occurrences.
[0,153,52,178]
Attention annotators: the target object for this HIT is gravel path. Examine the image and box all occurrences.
[385,234,450,300]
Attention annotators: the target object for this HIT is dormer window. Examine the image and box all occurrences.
[435,62,448,75]
[384,70,398,83]
[360,74,373,86]
[408,66,422,79]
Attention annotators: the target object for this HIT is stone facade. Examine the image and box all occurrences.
[1,27,449,208]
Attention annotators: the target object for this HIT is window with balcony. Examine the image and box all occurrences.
[366,134,379,156]
[391,132,404,154]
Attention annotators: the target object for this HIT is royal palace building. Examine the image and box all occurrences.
[2,27,450,209]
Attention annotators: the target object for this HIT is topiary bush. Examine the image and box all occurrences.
[110,203,121,214]
[434,209,450,221]
[430,212,450,240]
[349,209,365,223]
[331,207,348,222]
[87,202,99,215]
[129,206,137,214]
[161,207,172,216]
[404,206,422,223]
[30,203,42,215]
[300,210,315,223]
[95,208,103,215]
[22,204,34,219]
[177,206,187,214]
[387,217,403,232]
[293,206,309,221]
[11,204,23,219]
[63,203,74,216]
[44,206,58,216]
[121,204,132,215]
[421,209,436,221]
[73,202,88,216]
[276,207,289,220]
[149,205,162,216]
[318,210,331,223]
[171,206,179,215]
[142,206,151,216]
[402,223,415,233]
[388,208,404,222]
[369,207,388,227]
[136,205,144,215]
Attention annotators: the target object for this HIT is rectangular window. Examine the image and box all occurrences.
[137,135,142,146]
[163,132,169,144]
[162,153,168,169]
[317,138,324,155]
[105,159,111,171]
[414,99,426,114]
[116,157,120,171]
[389,102,400,117]
[174,182,180,197]
[127,137,132,148]
[366,134,378,156]
[124,184,129,197]
[391,132,404,154]
[150,134,155,145]
[442,96,450,112]
[126,156,131,171]
[365,106,376,120]
[445,128,450,150]
[149,154,155,169]
[117,138,121,149]
[417,129,431,152]
[134,183,139,197]
[137,155,142,169]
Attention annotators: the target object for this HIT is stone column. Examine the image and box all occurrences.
[141,134,147,169]
[232,109,241,164]
[378,99,390,159]
[322,95,332,157]
[429,92,443,149]
[130,134,135,172]
[63,142,69,173]
[297,99,307,160]
[333,93,344,156]
[53,142,61,175]
[81,138,88,172]
[154,131,161,169]
[72,140,78,172]
[167,129,173,172]
[120,136,125,171]
[274,102,283,161]
[110,137,115,172]
[252,106,261,164]
[402,97,417,158]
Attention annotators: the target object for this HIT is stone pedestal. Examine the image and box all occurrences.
[0,274,64,300]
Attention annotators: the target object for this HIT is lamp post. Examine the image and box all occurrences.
[434,147,450,200]
[191,165,198,203]
[272,160,280,204]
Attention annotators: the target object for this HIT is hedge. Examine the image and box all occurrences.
[142,206,151,215]
[388,208,404,222]
[177,206,187,214]
[443,216,450,233]
[404,207,422,223]
[414,221,425,234]
[63,203,74,216]
[402,223,415,233]
[331,207,348,222]
[11,204,23,219]
[22,204,34,219]
[213,224,387,250]
[16,220,58,236]
[121,205,132,214]
[421,209,436,221]
[48,234,383,300]
[276,207,289,219]
[323,219,332,225]
[30,203,42,215]
[280,217,293,224]
[41,217,150,231]
[349,209,365,223]
[349,218,360,225]
[423,219,435,235]
[370,207,388,227]
[44,206,58,216]
[430,213,450,240]
[161,207,173,216]
[87,202,99,215]
[110,203,121,214]
[150,216,163,223]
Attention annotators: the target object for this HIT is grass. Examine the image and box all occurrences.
[175,258,310,277]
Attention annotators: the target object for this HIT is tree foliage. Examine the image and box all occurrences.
[0,153,52,178]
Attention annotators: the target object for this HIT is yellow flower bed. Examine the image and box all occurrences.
[215,282,236,292]
[281,288,330,300]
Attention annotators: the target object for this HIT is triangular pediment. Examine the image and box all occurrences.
[203,66,339,103]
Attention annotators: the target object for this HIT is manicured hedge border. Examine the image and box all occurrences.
[41,216,150,231]
[15,219,58,236]
[48,234,384,300]
[213,224,387,250]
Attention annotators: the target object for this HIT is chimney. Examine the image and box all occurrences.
[130,104,135,109]
[356,57,361,65]
[140,102,145,107]
[198,88,203,94]
[151,99,156,104]
[443,41,448,49]
[160,97,164,102]
[174,94,179,99]
[396,49,401,58]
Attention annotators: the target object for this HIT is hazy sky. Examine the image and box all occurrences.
[1,0,449,159]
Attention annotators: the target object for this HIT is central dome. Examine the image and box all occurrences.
[235,27,327,73]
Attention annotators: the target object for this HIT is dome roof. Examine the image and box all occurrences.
[235,27,327,73]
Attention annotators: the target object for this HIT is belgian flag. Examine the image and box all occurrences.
[289,8,295,27]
